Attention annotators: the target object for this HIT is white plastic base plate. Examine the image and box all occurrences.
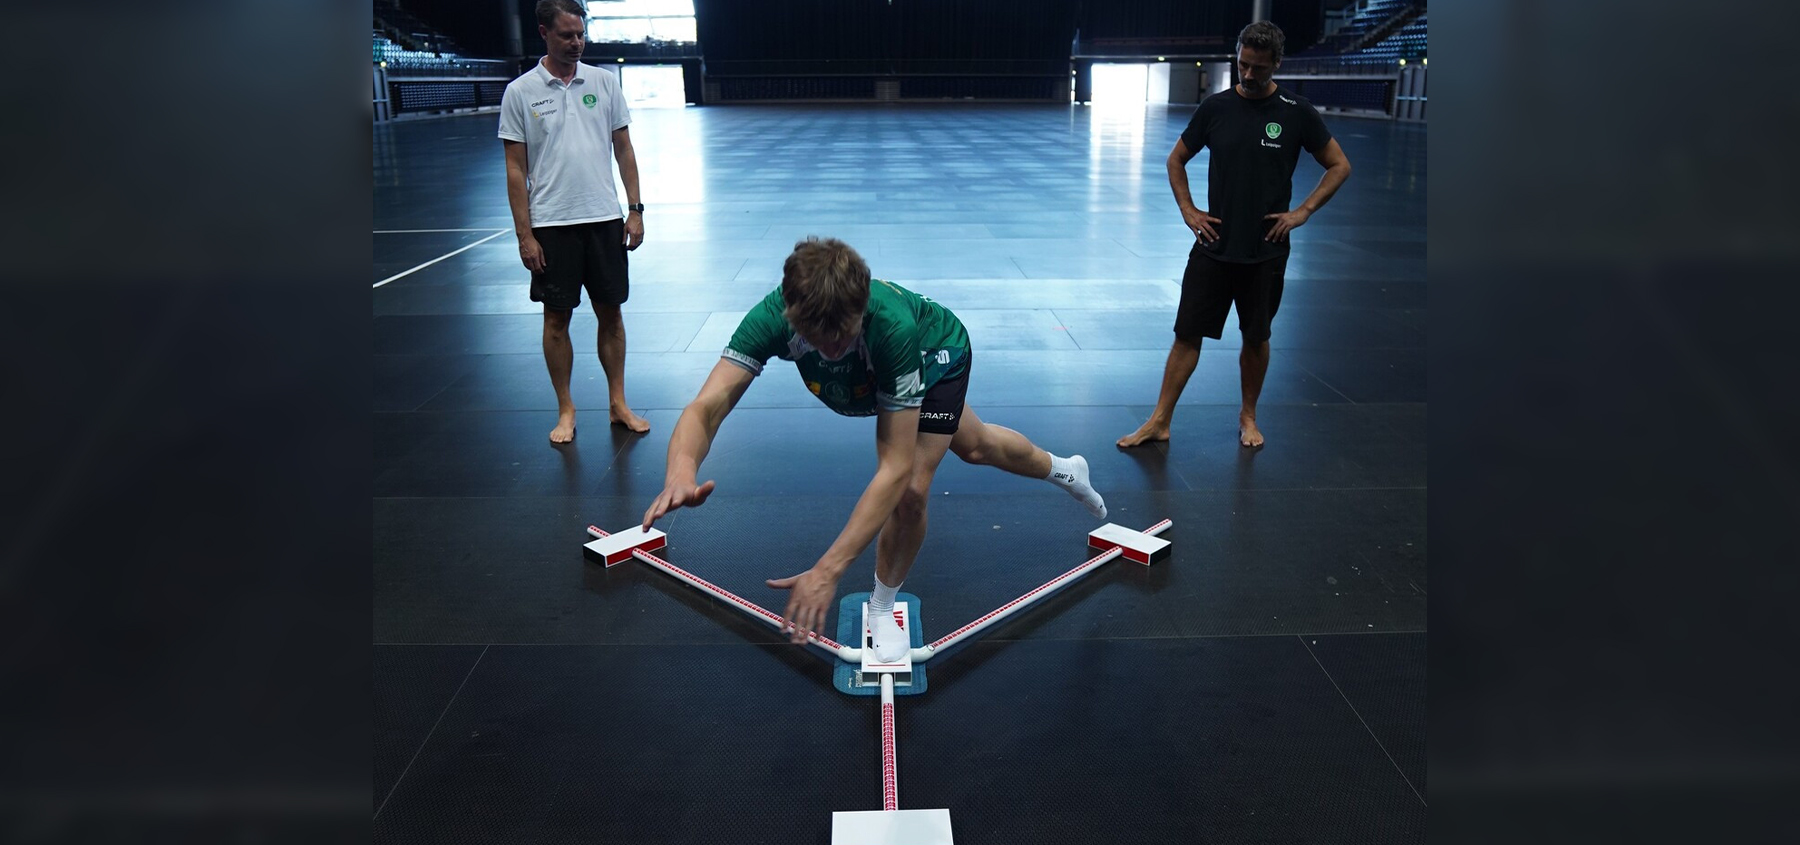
[859,601,914,681]
[583,525,666,567]
[830,808,953,845]
[1086,521,1170,565]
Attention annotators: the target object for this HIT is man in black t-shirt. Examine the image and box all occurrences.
[1118,21,1352,450]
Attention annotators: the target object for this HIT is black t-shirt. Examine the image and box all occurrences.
[1180,86,1333,263]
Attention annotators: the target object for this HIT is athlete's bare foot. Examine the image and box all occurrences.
[1117,419,1170,448]
[1239,414,1265,448]
[550,410,577,444]
[610,404,650,433]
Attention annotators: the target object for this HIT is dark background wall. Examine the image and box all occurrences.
[1077,0,1320,57]
[693,0,1081,76]
[396,0,515,57]
[395,0,1322,65]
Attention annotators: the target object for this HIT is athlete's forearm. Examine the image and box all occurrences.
[1167,156,1199,212]
[505,160,533,237]
[663,400,724,486]
[814,462,912,579]
[614,144,640,207]
[1298,162,1351,214]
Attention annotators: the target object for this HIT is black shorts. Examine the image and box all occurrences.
[528,219,629,311]
[917,355,971,436]
[1173,248,1288,344]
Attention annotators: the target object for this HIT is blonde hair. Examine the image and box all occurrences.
[781,237,870,343]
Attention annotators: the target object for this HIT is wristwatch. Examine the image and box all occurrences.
[627,203,645,213]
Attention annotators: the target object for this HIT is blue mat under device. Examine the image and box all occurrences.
[832,591,927,696]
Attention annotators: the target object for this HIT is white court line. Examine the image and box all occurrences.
[373,229,510,288]
[374,227,510,233]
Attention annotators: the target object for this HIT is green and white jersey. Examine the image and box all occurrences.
[722,279,971,417]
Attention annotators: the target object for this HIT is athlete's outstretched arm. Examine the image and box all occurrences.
[643,360,756,529]
[766,406,920,643]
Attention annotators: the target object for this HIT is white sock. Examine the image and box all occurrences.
[1045,454,1107,520]
[870,576,900,612]
[868,576,908,662]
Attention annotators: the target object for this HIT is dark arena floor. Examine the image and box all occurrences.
[375,102,1426,843]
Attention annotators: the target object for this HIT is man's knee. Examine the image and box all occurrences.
[544,308,574,336]
[952,436,988,466]
[896,484,930,521]
[592,301,624,329]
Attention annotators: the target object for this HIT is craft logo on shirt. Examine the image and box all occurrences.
[583,93,598,108]
[1265,122,1282,139]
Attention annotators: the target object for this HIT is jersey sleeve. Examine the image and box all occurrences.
[498,82,527,142]
[721,291,788,376]
[609,73,632,131]
[1179,99,1212,153]
[869,309,926,412]
[1298,99,1333,153]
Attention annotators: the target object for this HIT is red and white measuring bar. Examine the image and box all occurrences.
[880,673,899,811]
[831,670,952,843]
[586,525,853,661]
[906,518,1173,661]
[589,518,1171,664]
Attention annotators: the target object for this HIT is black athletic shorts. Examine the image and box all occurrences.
[916,354,971,436]
[1173,248,1288,344]
[528,219,629,310]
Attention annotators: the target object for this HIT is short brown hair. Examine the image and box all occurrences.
[781,237,870,342]
[537,0,585,31]
[1237,21,1286,62]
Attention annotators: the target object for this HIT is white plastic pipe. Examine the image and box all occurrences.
[880,673,898,811]
[588,525,856,660]
[912,519,1172,661]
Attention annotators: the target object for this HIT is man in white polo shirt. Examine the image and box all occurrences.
[500,0,649,443]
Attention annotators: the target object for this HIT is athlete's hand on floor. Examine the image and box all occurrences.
[1263,207,1312,242]
[642,479,716,530]
[767,566,839,645]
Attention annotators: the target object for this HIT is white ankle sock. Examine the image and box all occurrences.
[1045,454,1108,520]
[868,576,907,661]
[870,576,900,611]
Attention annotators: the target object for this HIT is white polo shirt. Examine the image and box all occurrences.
[498,59,632,228]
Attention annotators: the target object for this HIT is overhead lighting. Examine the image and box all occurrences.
[1157,56,1165,61]
[1398,58,1406,66]
[617,58,625,63]
[1422,58,1428,66]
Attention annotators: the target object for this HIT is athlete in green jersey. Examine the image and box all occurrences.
[722,278,969,418]
[642,237,1107,662]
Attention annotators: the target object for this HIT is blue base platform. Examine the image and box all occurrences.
[832,591,927,696]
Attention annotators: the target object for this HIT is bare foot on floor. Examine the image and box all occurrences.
[1239,415,1265,448]
[550,410,577,444]
[1117,420,1170,448]
[610,404,650,433]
